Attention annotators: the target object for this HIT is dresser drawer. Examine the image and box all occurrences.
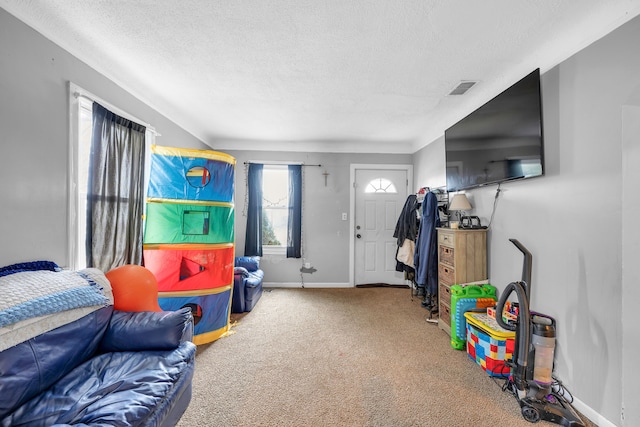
[438,231,454,247]
[439,301,451,327]
[439,281,452,306]
[439,245,454,267]
[438,264,455,286]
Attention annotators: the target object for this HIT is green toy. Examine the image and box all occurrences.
[450,283,497,350]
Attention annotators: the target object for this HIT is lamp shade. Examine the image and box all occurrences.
[449,193,472,211]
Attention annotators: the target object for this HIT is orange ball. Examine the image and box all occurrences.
[105,264,162,312]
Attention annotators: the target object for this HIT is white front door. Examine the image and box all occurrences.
[353,167,410,286]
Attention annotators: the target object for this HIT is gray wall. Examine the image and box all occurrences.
[413,15,640,427]
[0,9,208,267]
[413,136,445,192]
[223,149,411,285]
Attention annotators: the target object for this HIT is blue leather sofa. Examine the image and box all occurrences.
[232,256,264,313]
[0,264,196,427]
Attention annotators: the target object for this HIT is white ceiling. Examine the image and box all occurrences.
[3,1,640,154]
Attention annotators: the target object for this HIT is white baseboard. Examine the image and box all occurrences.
[572,396,617,427]
[263,282,352,288]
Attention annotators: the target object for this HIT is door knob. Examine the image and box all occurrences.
[356,234,361,239]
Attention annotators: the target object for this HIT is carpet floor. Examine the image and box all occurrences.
[177,287,595,427]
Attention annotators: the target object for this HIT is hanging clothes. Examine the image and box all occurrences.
[414,191,440,296]
[393,194,419,273]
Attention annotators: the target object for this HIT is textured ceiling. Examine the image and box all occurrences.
[2,1,640,153]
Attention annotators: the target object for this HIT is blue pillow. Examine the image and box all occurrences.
[235,256,260,272]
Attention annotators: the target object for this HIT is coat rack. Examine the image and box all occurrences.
[417,187,450,228]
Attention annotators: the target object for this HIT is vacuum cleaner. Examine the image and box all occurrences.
[495,239,585,426]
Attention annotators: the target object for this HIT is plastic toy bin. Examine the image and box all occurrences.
[464,311,515,377]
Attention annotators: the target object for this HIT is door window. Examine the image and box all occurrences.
[365,178,398,194]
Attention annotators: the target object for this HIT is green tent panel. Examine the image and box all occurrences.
[144,202,234,245]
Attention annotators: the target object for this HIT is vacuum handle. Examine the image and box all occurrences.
[510,238,532,299]
[509,238,531,257]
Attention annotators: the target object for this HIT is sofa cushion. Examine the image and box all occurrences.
[1,341,196,427]
[235,256,259,272]
[0,306,113,420]
[100,308,193,352]
[244,269,264,288]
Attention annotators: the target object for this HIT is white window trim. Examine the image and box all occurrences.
[263,246,286,255]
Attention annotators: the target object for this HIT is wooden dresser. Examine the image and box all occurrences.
[436,228,487,335]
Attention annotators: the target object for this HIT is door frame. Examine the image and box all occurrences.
[349,163,414,286]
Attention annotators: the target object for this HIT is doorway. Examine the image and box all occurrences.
[349,164,412,286]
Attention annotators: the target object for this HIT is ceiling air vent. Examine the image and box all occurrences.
[448,81,477,96]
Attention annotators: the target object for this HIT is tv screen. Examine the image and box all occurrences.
[445,69,544,191]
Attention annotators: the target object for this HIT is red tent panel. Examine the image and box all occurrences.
[144,244,234,292]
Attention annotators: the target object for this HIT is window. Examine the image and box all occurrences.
[365,178,398,193]
[244,163,302,258]
[68,83,154,270]
[262,165,288,250]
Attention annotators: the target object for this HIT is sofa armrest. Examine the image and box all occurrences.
[99,308,194,352]
[234,266,250,277]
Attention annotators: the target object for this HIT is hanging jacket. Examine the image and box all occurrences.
[393,195,418,245]
[393,195,419,272]
[414,191,440,294]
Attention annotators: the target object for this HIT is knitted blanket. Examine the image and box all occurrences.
[0,262,111,329]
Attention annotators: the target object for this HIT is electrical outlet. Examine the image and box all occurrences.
[341,212,347,221]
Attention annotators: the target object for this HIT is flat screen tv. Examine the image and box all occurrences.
[445,69,544,191]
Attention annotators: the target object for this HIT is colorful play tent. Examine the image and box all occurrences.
[143,145,235,345]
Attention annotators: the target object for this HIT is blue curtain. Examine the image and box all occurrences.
[87,103,146,271]
[287,165,302,258]
[244,163,263,256]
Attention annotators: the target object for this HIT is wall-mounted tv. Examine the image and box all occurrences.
[445,69,544,191]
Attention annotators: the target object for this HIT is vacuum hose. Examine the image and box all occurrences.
[496,281,530,394]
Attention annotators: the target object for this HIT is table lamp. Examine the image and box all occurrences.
[448,193,472,228]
